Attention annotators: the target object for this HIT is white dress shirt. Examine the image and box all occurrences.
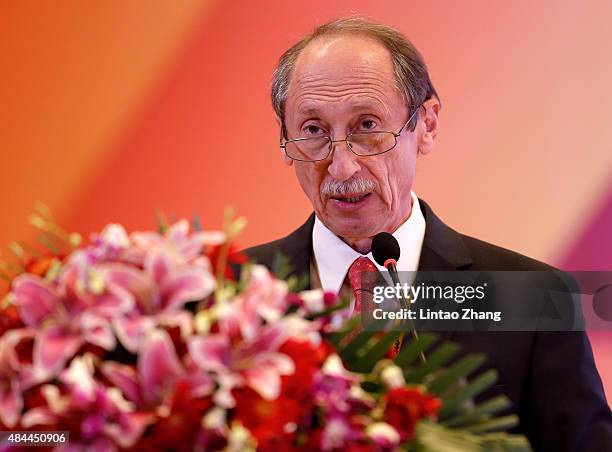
[312,191,426,294]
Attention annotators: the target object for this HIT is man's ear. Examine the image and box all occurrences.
[417,98,440,156]
[276,115,294,166]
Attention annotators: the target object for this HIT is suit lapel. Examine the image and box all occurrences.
[418,199,472,272]
[417,199,474,343]
[280,213,315,285]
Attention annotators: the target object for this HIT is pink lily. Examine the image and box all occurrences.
[11,271,132,376]
[131,219,225,267]
[188,321,294,408]
[22,354,152,451]
[0,329,46,428]
[101,329,212,409]
[108,246,215,353]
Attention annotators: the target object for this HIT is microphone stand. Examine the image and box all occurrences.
[384,259,426,364]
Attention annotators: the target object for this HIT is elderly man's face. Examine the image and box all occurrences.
[283,34,437,250]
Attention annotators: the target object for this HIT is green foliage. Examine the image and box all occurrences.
[331,322,532,451]
[414,421,531,451]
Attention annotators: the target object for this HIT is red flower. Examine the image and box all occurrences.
[207,244,248,281]
[383,388,441,441]
[0,304,24,336]
[25,255,60,277]
[135,381,213,451]
[233,386,301,449]
[279,339,332,407]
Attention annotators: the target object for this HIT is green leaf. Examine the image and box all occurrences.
[192,212,202,231]
[271,252,292,280]
[352,330,404,373]
[340,330,377,363]
[414,420,531,451]
[404,341,461,384]
[36,234,60,254]
[328,317,362,348]
[305,299,349,321]
[155,209,169,234]
[464,415,521,434]
[287,272,309,292]
[393,332,438,368]
[442,395,512,428]
[439,369,498,419]
[426,353,487,396]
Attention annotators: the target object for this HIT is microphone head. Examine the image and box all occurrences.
[371,232,401,267]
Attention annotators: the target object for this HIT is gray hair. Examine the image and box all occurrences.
[271,17,439,130]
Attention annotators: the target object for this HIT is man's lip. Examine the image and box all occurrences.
[328,192,373,209]
[329,191,372,201]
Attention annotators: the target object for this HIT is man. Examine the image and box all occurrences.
[244,17,612,450]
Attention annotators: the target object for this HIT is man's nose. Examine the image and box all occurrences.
[326,140,361,182]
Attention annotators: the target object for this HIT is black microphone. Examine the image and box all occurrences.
[371,232,425,362]
[372,232,402,287]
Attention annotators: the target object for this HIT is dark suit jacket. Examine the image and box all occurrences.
[244,200,612,451]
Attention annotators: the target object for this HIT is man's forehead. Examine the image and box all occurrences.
[293,33,395,79]
[286,34,401,115]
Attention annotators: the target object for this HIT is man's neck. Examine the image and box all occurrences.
[340,236,373,254]
[338,204,413,254]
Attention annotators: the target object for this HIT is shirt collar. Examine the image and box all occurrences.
[312,191,426,293]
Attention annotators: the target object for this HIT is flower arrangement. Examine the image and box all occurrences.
[0,207,531,451]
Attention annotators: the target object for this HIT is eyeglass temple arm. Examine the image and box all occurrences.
[279,123,286,148]
[395,104,424,136]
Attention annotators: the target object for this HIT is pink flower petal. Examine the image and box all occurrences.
[188,335,230,373]
[60,354,97,405]
[244,322,287,354]
[179,231,225,260]
[243,353,294,400]
[113,316,155,353]
[0,379,23,428]
[157,311,193,338]
[34,327,82,376]
[145,249,173,286]
[20,406,57,428]
[166,219,189,244]
[138,329,185,405]
[82,314,116,350]
[13,275,59,327]
[99,223,130,250]
[130,231,163,252]
[160,267,214,311]
[92,285,135,318]
[100,362,140,404]
[101,263,151,312]
[104,411,153,449]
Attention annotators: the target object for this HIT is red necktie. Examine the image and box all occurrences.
[347,256,402,358]
[348,256,378,315]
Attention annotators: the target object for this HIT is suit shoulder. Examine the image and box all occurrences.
[241,213,316,271]
[460,234,556,271]
[243,238,287,269]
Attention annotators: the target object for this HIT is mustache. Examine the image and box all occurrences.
[321,178,377,197]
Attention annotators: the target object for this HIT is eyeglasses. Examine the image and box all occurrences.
[280,105,422,163]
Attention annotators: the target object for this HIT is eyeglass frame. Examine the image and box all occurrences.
[279,104,423,163]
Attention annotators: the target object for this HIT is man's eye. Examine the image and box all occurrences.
[303,125,324,135]
[360,119,377,131]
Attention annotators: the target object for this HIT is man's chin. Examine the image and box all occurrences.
[324,218,377,243]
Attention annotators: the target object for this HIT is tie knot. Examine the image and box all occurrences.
[348,257,377,292]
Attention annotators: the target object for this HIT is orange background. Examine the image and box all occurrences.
[2,1,612,398]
